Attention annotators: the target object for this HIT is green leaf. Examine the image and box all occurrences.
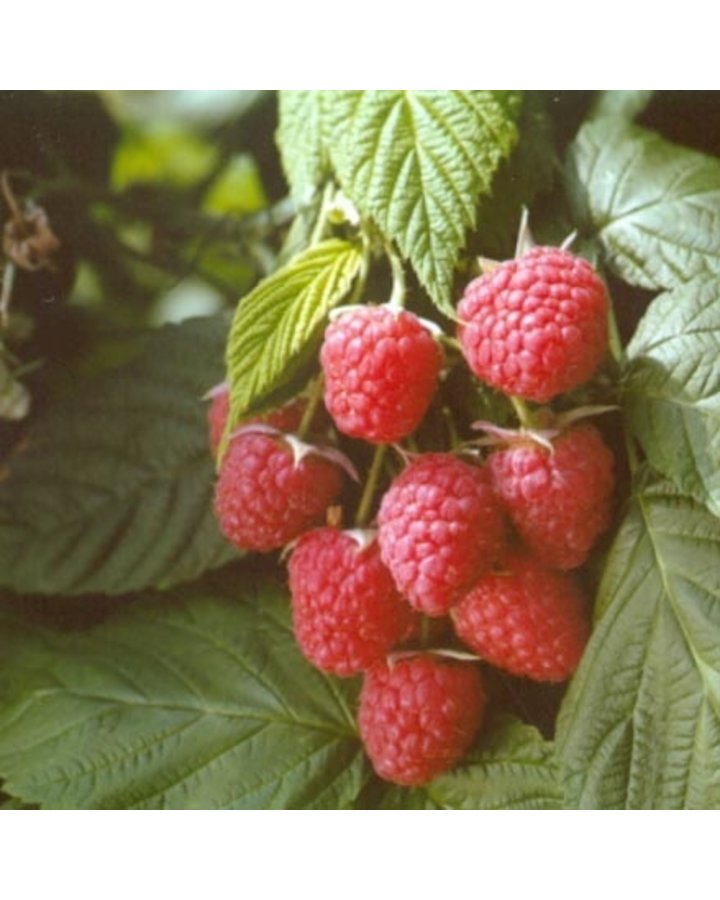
[327,90,521,316]
[624,278,720,516]
[0,793,36,810]
[371,716,562,809]
[225,239,362,429]
[566,119,720,290]
[557,477,720,809]
[276,91,333,203]
[0,317,237,596]
[589,90,654,121]
[0,573,365,809]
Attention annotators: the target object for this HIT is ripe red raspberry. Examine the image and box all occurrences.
[206,384,307,456]
[358,654,486,786]
[458,247,608,402]
[320,305,442,444]
[288,527,417,676]
[488,425,615,570]
[214,433,343,552]
[377,453,507,616]
[452,552,589,682]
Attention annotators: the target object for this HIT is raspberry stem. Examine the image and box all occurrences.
[607,297,624,365]
[309,182,336,246]
[509,395,534,429]
[298,373,324,440]
[386,244,407,310]
[356,444,388,527]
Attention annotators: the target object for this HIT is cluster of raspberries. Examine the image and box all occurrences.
[211,245,615,787]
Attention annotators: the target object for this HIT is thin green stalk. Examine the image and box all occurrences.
[347,238,371,307]
[309,182,335,247]
[608,309,624,367]
[298,374,325,439]
[386,243,407,310]
[356,444,388,527]
[509,395,534,429]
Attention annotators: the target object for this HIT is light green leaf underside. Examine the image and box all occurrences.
[375,716,562,810]
[0,575,365,809]
[566,119,720,289]
[0,317,236,596]
[328,90,521,316]
[225,238,362,431]
[557,477,720,809]
[276,91,333,204]
[624,278,720,516]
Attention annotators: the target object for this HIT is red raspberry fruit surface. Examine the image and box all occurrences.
[207,389,231,455]
[488,425,614,570]
[288,528,417,676]
[358,654,486,786]
[320,306,442,444]
[378,453,507,616]
[458,247,608,402]
[452,552,589,682]
[214,433,342,552]
[207,388,308,456]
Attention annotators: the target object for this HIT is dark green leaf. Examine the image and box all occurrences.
[557,477,720,809]
[328,90,522,316]
[0,573,365,809]
[0,317,237,596]
[225,239,362,431]
[566,119,720,289]
[372,716,562,810]
[624,278,720,516]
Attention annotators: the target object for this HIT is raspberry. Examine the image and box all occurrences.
[320,305,442,444]
[288,528,417,676]
[207,387,231,455]
[377,453,507,616]
[206,384,307,456]
[458,247,608,402]
[214,433,343,552]
[452,552,589,682]
[488,425,614,569]
[358,654,486,786]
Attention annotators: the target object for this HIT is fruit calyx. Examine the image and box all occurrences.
[472,404,618,452]
[229,422,359,481]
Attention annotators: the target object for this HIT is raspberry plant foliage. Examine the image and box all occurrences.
[0,91,719,809]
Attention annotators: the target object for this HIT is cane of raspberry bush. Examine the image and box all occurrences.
[458,247,608,402]
[320,305,442,444]
[452,551,589,682]
[378,453,507,616]
[288,527,417,676]
[358,654,486,786]
[488,424,615,570]
[214,432,343,552]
